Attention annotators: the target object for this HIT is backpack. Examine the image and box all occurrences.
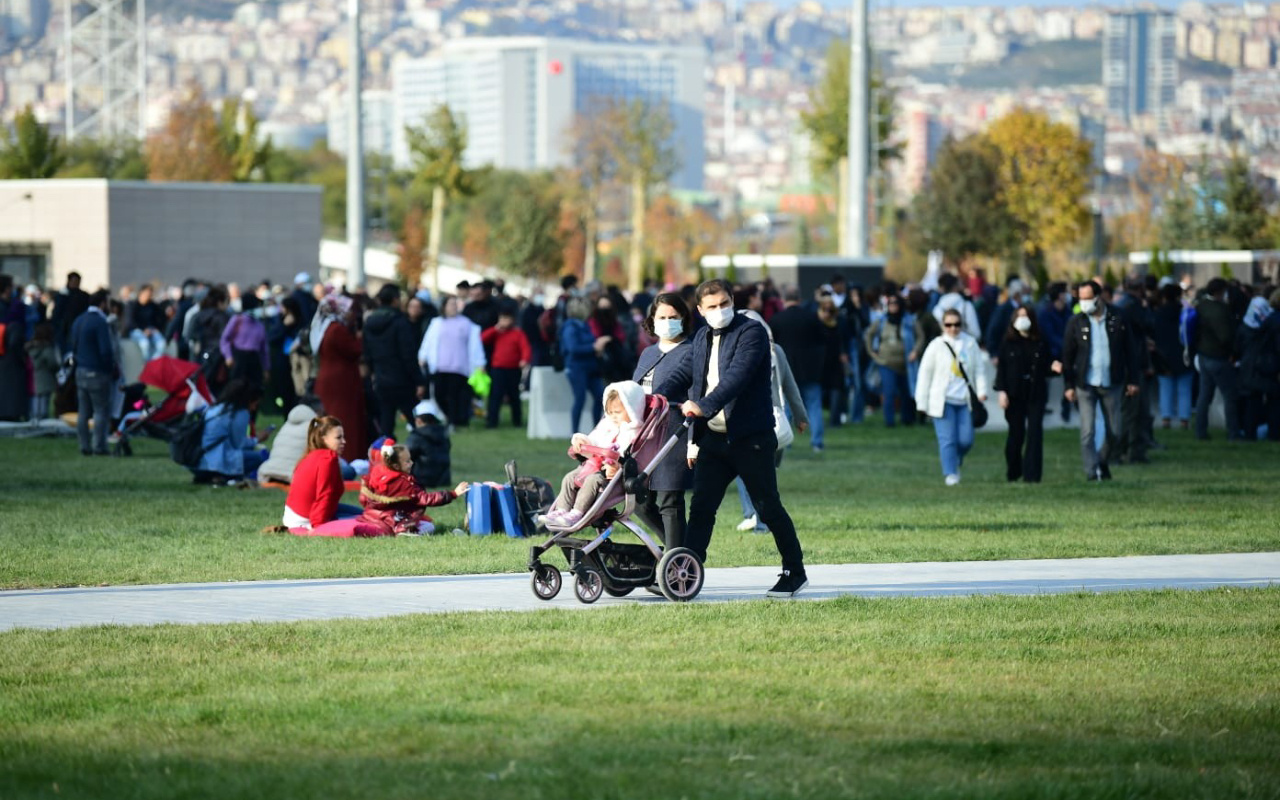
[169,411,208,470]
[505,459,555,533]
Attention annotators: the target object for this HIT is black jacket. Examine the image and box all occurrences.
[1151,303,1190,376]
[363,307,426,390]
[1194,298,1236,360]
[679,314,774,444]
[1237,317,1280,394]
[769,305,826,386]
[994,334,1052,406]
[1061,305,1141,391]
[635,340,695,491]
[407,423,451,488]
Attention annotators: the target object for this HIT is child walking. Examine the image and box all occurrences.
[545,381,644,526]
[25,322,58,421]
[359,440,469,536]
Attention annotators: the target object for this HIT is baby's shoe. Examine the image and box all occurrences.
[560,509,585,526]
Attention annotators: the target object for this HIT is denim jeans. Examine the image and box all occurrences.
[1194,355,1239,439]
[129,328,165,362]
[76,367,114,454]
[878,366,911,427]
[1157,373,1193,422]
[1077,385,1121,477]
[799,381,824,449]
[931,402,973,476]
[566,367,603,433]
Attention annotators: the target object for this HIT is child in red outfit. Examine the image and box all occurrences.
[358,441,470,536]
[480,310,532,428]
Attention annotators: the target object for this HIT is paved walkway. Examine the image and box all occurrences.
[2,552,1276,632]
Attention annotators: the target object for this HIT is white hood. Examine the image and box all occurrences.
[603,380,646,428]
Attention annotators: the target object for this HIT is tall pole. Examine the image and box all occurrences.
[845,0,869,258]
[346,0,365,290]
[138,0,147,140]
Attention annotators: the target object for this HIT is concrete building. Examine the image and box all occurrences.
[327,89,395,156]
[391,36,705,190]
[1104,11,1178,124]
[0,181,322,291]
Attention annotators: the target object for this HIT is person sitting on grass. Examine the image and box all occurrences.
[543,380,644,527]
[283,414,369,536]
[194,378,271,486]
[406,399,452,487]
[356,441,469,536]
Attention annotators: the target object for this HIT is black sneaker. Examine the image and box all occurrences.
[766,569,808,598]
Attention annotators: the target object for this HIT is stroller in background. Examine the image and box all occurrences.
[113,356,213,456]
[527,393,704,604]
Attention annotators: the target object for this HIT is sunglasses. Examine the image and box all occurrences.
[943,323,961,328]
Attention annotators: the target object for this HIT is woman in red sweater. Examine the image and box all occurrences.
[284,415,377,537]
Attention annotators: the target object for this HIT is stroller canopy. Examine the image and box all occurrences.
[137,356,213,424]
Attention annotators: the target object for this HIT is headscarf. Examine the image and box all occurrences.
[310,290,353,354]
[1243,296,1272,330]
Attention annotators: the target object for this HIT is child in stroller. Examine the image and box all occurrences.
[543,381,644,528]
[528,383,704,605]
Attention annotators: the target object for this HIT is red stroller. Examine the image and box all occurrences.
[527,394,704,604]
[114,356,213,456]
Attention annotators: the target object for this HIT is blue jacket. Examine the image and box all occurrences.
[1036,299,1069,360]
[558,318,600,374]
[635,340,694,491]
[70,307,117,374]
[198,404,254,477]
[680,314,774,444]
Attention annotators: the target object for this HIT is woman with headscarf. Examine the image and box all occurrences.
[312,291,367,461]
[1237,292,1278,441]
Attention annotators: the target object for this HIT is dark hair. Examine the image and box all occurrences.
[89,289,111,308]
[1005,306,1042,342]
[560,274,579,291]
[217,377,263,408]
[938,274,959,293]
[905,288,928,314]
[376,284,401,307]
[0,274,12,296]
[1206,278,1228,297]
[1048,281,1068,299]
[240,293,262,312]
[201,285,228,310]
[67,271,82,285]
[643,292,692,338]
[694,279,732,305]
[1076,280,1102,297]
[732,284,758,309]
[1160,284,1182,305]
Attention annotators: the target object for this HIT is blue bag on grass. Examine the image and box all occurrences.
[466,484,494,535]
[494,485,524,538]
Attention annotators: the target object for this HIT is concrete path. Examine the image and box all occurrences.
[2,552,1276,632]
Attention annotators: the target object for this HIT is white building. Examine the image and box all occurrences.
[391,36,706,190]
[327,90,395,156]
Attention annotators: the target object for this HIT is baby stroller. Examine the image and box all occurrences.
[113,356,213,456]
[527,394,704,604]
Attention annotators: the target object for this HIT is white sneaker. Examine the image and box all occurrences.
[736,515,759,532]
[944,474,961,486]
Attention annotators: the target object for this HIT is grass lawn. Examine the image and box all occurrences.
[1,589,1277,799]
[3,420,1279,589]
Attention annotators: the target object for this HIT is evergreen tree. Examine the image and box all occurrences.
[0,105,66,179]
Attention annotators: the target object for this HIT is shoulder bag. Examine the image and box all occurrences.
[942,341,988,429]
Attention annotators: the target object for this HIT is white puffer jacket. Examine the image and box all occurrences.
[257,404,317,483]
[913,333,990,419]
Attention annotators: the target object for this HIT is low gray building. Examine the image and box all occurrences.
[0,180,322,291]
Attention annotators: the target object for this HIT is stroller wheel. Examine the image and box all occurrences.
[574,568,604,604]
[531,564,562,601]
[657,547,704,603]
[603,585,635,598]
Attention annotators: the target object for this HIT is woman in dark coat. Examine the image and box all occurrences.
[994,305,1054,483]
[0,277,29,421]
[312,292,368,462]
[634,292,696,551]
[1152,283,1193,429]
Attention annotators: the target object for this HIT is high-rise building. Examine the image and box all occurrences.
[392,37,705,190]
[328,90,395,157]
[1103,11,1177,124]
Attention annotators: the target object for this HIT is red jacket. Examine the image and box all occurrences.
[285,449,343,526]
[481,326,532,369]
[357,463,457,534]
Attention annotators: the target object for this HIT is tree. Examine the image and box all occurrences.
[985,108,1092,270]
[1159,183,1198,251]
[405,104,474,293]
[600,98,678,293]
[561,111,617,282]
[0,105,66,179]
[217,97,273,182]
[147,85,234,182]
[911,134,1017,268]
[1219,153,1270,250]
[492,173,565,279]
[396,205,426,289]
[57,136,147,179]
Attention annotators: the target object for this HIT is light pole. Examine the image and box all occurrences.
[346,0,365,290]
[845,0,869,258]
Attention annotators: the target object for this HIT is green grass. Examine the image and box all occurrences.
[3,421,1279,589]
[1,589,1277,799]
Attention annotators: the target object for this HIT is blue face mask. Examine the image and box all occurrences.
[655,318,684,340]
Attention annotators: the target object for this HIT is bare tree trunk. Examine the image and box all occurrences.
[627,172,646,293]
[836,156,848,256]
[427,184,446,295]
[583,206,598,282]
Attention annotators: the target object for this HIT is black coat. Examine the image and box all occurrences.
[1062,306,1141,391]
[994,334,1052,407]
[769,305,826,386]
[363,308,426,390]
[407,423,451,488]
[670,314,774,445]
[634,340,694,491]
[1237,316,1280,394]
[1151,303,1189,376]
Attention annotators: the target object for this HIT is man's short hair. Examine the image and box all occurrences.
[694,278,733,305]
[1206,278,1228,297]
[88,289,111,308]
[938,274,959,293]
[376,284,401,307]
[560,274,579,291]
[1077,279,1102,297]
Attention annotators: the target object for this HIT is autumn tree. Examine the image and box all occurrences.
[396,205,427,288]
[911,134,1018,269]
[0,105,66,178]
[561,111,617,282]
[405,104,474,292]
[985,108,1092,271]
[147,85,234,182]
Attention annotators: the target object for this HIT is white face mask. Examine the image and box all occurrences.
[1079,299,1098,315]
[703,306,734,330]
[655,318,684,340]
[1014,316,1031,333]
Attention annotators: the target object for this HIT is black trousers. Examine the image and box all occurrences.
[375,383,418,439]
[486,367,522,428]
[434,372,473,427]
[635,489,687,550]
[1119,377,1152,460]
[1004,398,1045,483]
[685,429,804,572]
